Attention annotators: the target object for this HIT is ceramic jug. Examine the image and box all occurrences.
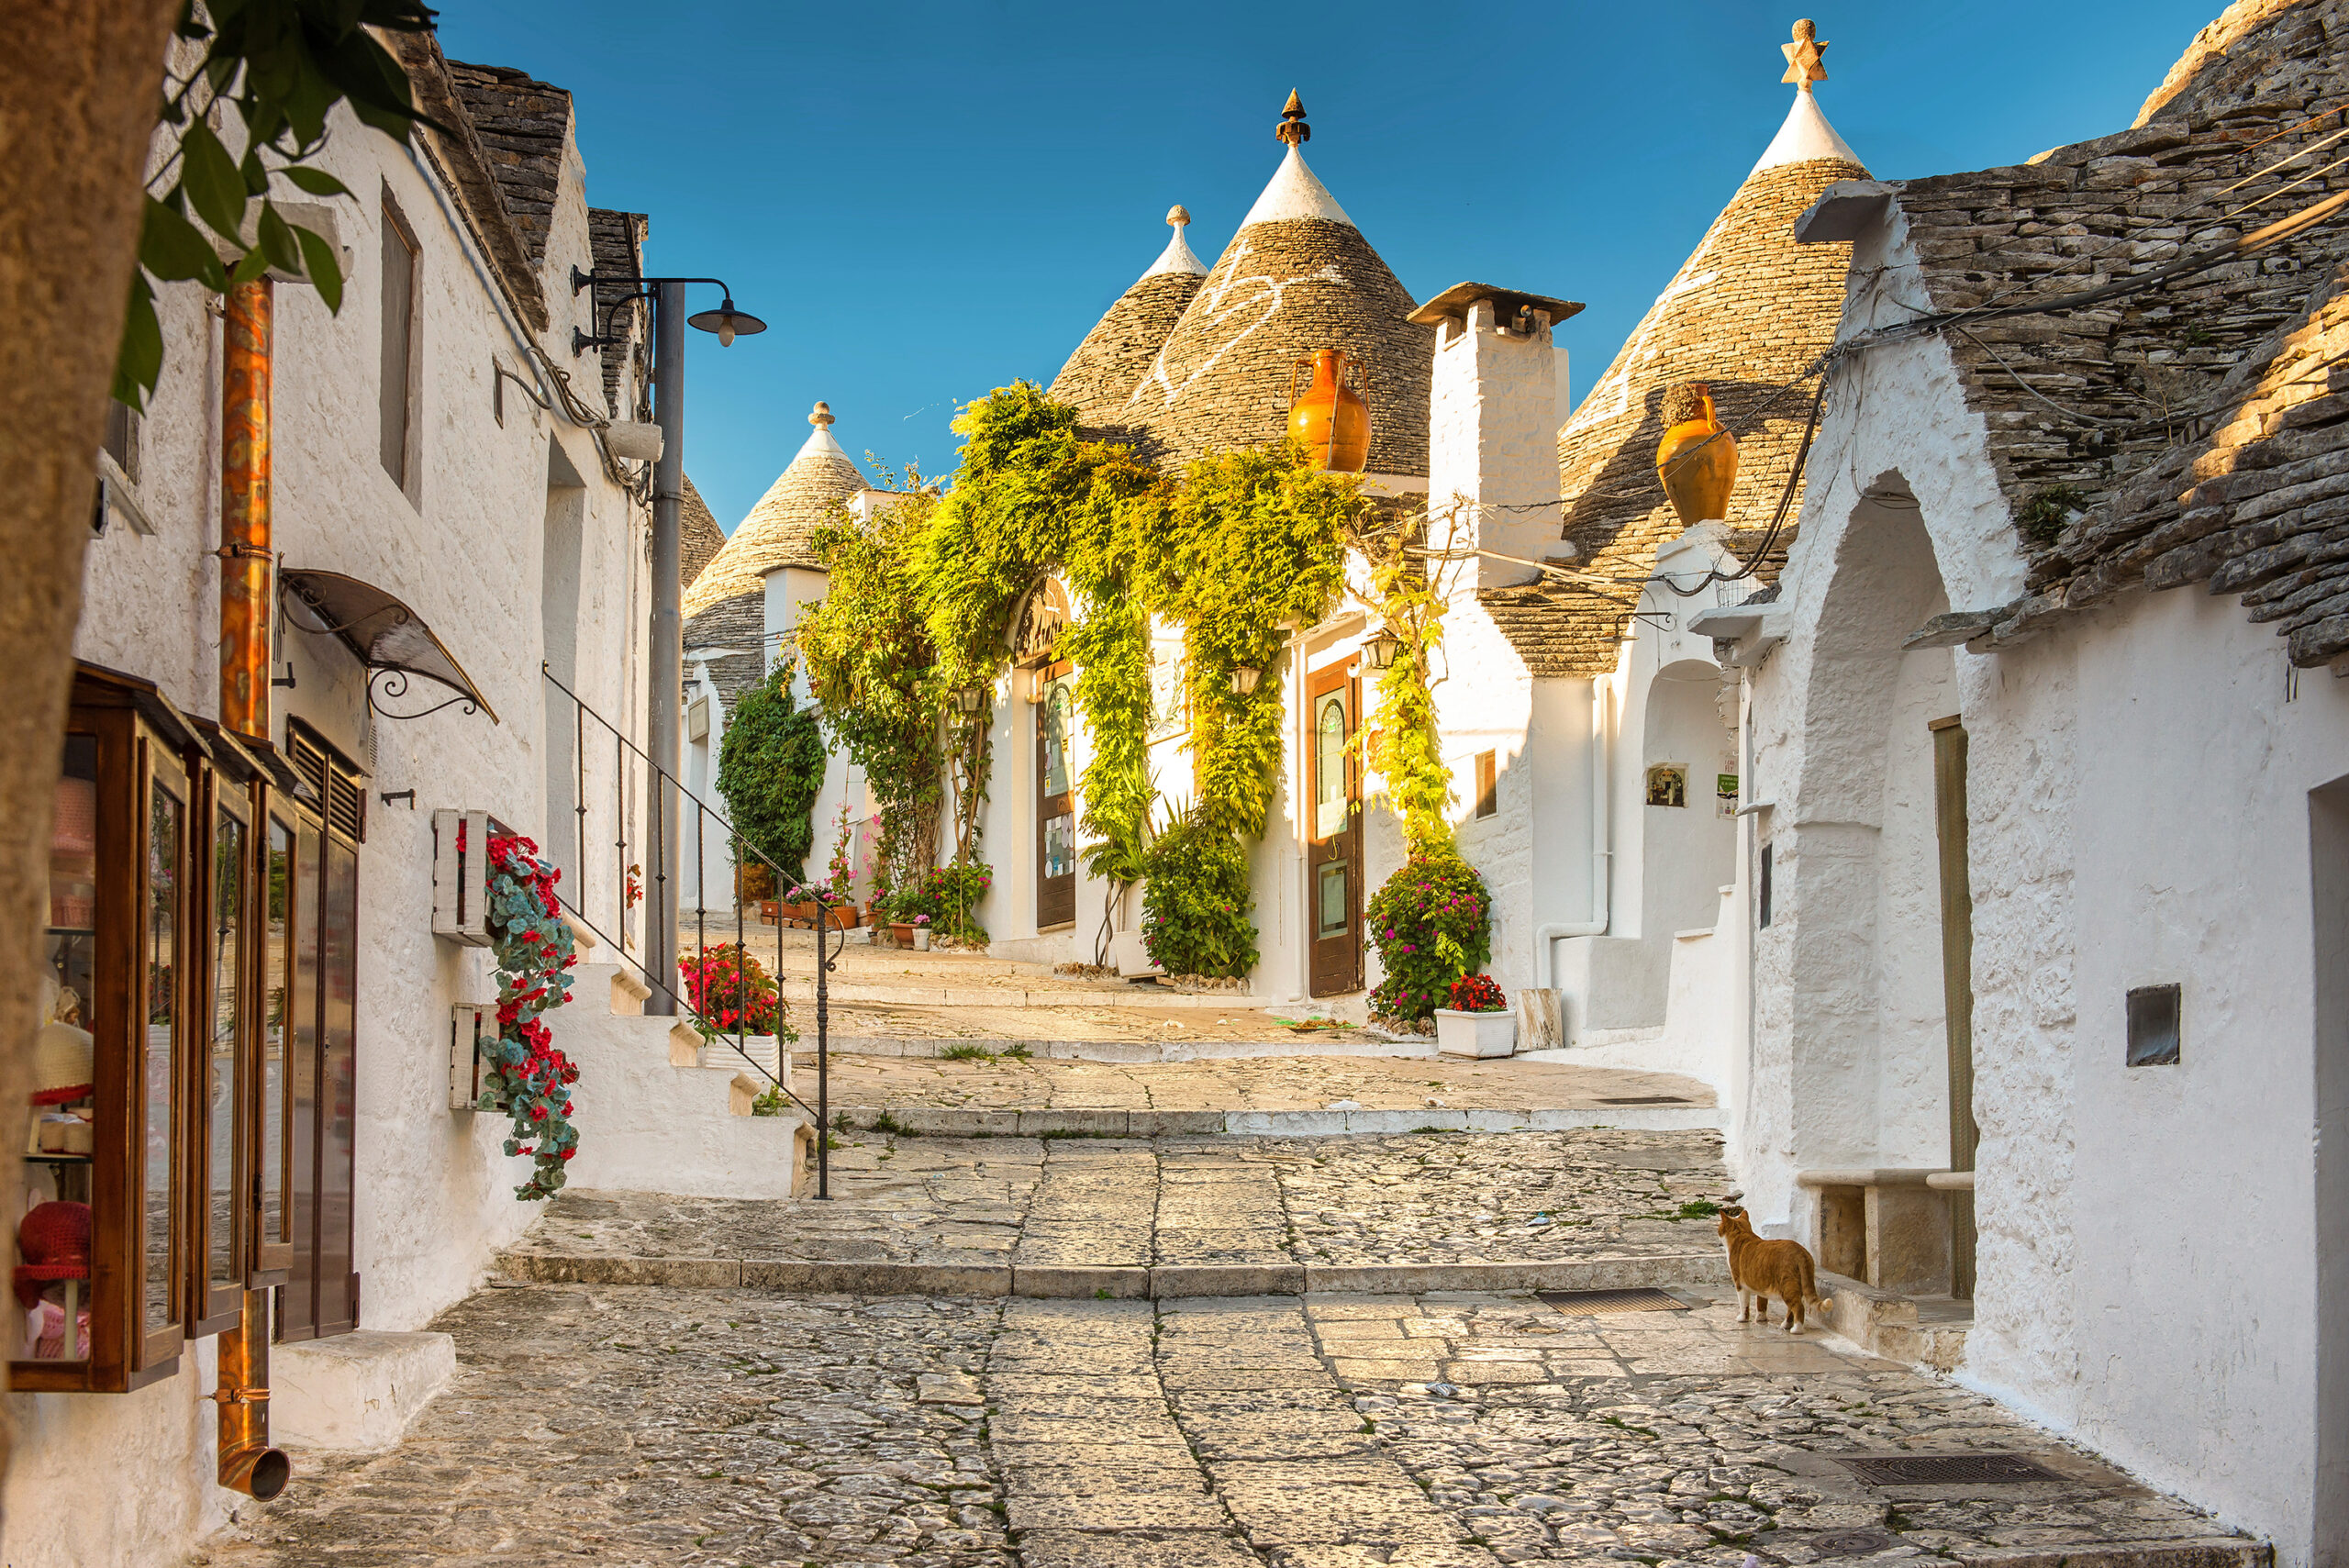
[1655,382,1739,525]
[1288,349,1371,473]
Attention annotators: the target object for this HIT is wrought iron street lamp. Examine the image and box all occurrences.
[1364,627,1402,671]
[1231,664,1262,695]
[568,267,765,1015]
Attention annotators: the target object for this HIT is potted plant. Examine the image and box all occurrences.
[1435,973,1514,1059]
[912,914,931,951]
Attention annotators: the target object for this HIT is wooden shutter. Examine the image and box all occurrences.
[275,723,362,1340]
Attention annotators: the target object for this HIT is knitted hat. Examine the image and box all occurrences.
[15,1201,91,1308]
[31,1021,94,1106]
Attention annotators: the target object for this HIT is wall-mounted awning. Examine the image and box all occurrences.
[278,569,499,723]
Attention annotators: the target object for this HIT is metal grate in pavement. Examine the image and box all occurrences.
[1837,1452,2064,1486]
[1597,1095,1692,1105]
[1536,1288,1689,1315]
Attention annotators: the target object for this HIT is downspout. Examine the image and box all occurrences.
[212,1289,288,1498]
[219,279,272,737]
[1535,674,1613,989]
[215,281,287,1498]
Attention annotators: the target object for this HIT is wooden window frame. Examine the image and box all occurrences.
[190,762,254,1338]
[379,187,421,499]
[1474,751,1497,820]
[15,668,300,1394]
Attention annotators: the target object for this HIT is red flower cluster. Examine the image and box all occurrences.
[1447,973,1508,1015]
[479,830,582,1201]
[680,943,783,1037]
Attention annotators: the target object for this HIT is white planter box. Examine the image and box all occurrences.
[1435,1008,1516,1059]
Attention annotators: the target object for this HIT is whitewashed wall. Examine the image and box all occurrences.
[1741,202,2349,1565]
[9,96,648,1568]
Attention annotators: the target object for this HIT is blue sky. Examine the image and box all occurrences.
[438,1,2224,532]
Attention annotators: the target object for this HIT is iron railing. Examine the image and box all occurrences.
[541,663,843,1197]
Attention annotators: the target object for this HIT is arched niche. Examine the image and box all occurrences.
[1785,477,1960,1170]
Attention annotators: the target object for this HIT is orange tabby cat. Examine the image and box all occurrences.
[1715,1206,1830,1333]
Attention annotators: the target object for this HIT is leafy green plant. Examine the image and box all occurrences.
[716,662,826,886]
[1361,530,1455,852]
[1366,850,1492,1027]
[2016,483,2089,547]
[882,862,992,945]
[119,0,441,408]
[797,477,946,890]
[1139,803,1257,979]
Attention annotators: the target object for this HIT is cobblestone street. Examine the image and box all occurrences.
[197,1282,2253,1568]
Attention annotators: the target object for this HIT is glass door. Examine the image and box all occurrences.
[1036,661,1076,930]
[1307,662,1364,997]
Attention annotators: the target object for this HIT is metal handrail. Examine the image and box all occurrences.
[541,663,841,1196]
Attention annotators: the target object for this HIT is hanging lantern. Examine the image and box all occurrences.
[1655,382,1740,526]
[1287,349,1371,473]
[952,684,986,717]
[1364,627,1403,671]
[1231,664,1263,695]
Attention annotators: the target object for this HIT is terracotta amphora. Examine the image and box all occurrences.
[1655,382,1739,525]
[1288,349,1371,473]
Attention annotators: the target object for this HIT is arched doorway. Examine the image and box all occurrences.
[1783,480,1968,1209]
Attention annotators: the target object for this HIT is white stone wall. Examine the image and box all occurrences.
[10,100,649,1568]
[1742,203,2349,1563]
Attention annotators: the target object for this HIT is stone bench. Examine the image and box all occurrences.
[1795,1167,1959,1297]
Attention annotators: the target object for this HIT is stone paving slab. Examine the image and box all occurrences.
[502,1130,1739,1286]
[792,1053,1712,1116]
[200,1280,2266,1567]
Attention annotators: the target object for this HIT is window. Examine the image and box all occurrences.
[1475,751,1497,819]
[2127,984,2182,1066]
[1758,843,1773,929]
[278,722,363,1340]
[379,194,419,491]
[17,667,353,1395]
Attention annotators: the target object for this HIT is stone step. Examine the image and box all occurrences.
[498,1250,1729,1299]
[608,967,651,1017]
[821,1033,1432,1062]
[777,980,1261,1009]
[1818,1268,1973,1371]
[825,1103,1722,1136]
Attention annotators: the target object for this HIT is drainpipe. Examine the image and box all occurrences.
[211,1288,288,1498]
[1535,674,1614,990]
[219,279,273,737]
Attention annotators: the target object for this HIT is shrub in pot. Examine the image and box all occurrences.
[1365,850,1491,1030]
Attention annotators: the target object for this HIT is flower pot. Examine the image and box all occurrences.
[758,900,781,926]
[889,923,913,948]
[912,929,931,951]
[1435,1007,1516,1059]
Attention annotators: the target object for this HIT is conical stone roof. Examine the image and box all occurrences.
[1051,206,1209,429]
[1113,95,1433,476]
[683,403,865,618]
[1496,29,1868,677]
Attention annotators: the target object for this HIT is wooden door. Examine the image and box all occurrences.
[1036,660,1076,930]
[1308,663,1364,996]
[1931,716,1976,1300]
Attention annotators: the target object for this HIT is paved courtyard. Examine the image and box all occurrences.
[196,1282,2255,1568]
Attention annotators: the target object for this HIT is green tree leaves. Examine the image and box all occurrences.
[115,0,438,408]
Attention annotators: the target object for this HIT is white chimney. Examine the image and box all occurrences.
[1418,284,1579,593]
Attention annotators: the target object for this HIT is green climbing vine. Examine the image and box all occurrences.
[796,383,1363,975]
[714,662,827,886]
[1357,513,1492,1026]
[796,475,945,894]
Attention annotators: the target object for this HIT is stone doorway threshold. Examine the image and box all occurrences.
[1820,1268,1973,1370]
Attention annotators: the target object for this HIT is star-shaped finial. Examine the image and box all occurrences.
[1276,90,1310,148]
[1781,18,1829,87]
